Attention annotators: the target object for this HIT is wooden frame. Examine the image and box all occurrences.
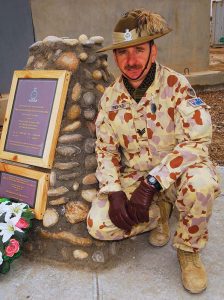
[0,162,49,220]
[0,70,71,169]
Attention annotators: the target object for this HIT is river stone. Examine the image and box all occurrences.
[101,69,109,82]
[83,109,96,121]
[62,120,81,132]
[63,38,79,46]
[43,35,63,45]
[67,104,81,120]
[86,121,96,137]
[78,34,88,44]
[81,189,97,202]
[92,250,105,263]
[56,145,81,156]
[49,197,69,206]
[83,68,92,79]
[92,70,102,80]
[83,92,95,106]
[73,249,89,260]
[50,171,56,187]
[96,84,105,93]
[56,52,79,72]
[72,83,82,102]
[86,54,96,64]
[54,162,80,170]
[84,138,96,153]
[65,201,89,224]
[82,174,97,185]
[82,40,94,47]
[101,60,108,68]
[43,208,59,227]
[29,41,43,50]
[58,134,83,143]
[58,172,80,181]
[85,154,97,170]
[84,82,95,90]
[48,186,69,197]
[94,58,102,69]
[26,55,34,67]
[89,36,104,44]
[72,182,79,191]
[34,60,47,69]
[79,52,88,61]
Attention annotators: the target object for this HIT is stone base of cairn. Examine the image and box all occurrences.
[23,35,127,268]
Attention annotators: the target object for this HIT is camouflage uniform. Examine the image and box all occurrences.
[87,63,220,252]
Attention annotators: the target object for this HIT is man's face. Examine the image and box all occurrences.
[114,42,157,84]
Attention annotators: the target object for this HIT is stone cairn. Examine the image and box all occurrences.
[24,35,118,267]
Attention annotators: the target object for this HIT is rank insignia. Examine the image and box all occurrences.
[188,97,205,107]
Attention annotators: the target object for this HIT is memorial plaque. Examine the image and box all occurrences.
[0,70,71,168]
[0,162,49,220]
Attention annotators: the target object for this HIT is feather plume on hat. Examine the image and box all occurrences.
[96,8,171,52]
[126,9,168,37]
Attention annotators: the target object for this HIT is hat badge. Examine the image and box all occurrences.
[124,29,132,41]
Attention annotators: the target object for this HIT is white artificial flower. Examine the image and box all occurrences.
[0,251,3,265]
[4,202,27,223]
[0,216,23,243]
[0,201,10,217]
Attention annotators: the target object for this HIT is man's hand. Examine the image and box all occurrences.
[108,191,135,232]
[127,181,157,224]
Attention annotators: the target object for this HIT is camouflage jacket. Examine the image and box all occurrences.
[95,63,212,194]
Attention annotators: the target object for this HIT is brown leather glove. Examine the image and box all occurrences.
[127,181,157,224]
[108,191,135,232]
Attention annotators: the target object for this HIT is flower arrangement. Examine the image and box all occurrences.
[0,198,34,274]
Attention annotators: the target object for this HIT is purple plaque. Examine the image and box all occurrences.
[5,79,57,157]
[0,172,37,208]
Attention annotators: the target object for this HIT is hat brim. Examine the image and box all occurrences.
[96,28,172,53]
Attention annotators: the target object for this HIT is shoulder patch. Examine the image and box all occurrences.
[188,97,205,107]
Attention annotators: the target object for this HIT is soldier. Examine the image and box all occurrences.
[87,9,220,294]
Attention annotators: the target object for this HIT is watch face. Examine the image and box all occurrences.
[149,177,156,184]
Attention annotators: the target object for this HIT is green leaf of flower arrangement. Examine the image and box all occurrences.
[0,261,10,274]
[22,209,34,221]
[0,198,10,203]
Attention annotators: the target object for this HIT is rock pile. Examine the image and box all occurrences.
[25,35,116,267]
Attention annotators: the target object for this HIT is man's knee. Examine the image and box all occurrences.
[178,163,220,195]
[86,209,123,241]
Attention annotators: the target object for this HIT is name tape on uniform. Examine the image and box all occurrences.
[111,103,130,110]
[188,97,205,107]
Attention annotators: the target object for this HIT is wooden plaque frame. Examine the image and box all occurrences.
[0,70,71,169]
[0,162,49,220]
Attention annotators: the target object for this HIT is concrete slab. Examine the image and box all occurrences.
[186,70,224,87]
[0,166,224,300]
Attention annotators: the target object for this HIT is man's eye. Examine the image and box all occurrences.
[117,50,126,55]
[136,48,144,53]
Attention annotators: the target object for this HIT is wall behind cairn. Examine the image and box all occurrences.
[25,35,116,267]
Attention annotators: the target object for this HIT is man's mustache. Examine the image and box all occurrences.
[124,64,142,71]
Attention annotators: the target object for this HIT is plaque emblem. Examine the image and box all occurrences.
[29,87,38,103]
[124,29,132,41]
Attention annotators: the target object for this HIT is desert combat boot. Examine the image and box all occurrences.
[148,201,172,246]
[177,249,207,294]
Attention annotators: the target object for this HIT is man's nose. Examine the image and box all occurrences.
[126,52,137,65]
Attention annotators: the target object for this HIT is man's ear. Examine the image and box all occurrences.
[151,44,158,63]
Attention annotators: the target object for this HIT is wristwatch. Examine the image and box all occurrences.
[146,175,162,191]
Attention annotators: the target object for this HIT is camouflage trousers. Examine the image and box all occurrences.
[87,162,220,252]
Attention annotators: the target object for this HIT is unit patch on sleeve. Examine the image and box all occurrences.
[188,97,205,107]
